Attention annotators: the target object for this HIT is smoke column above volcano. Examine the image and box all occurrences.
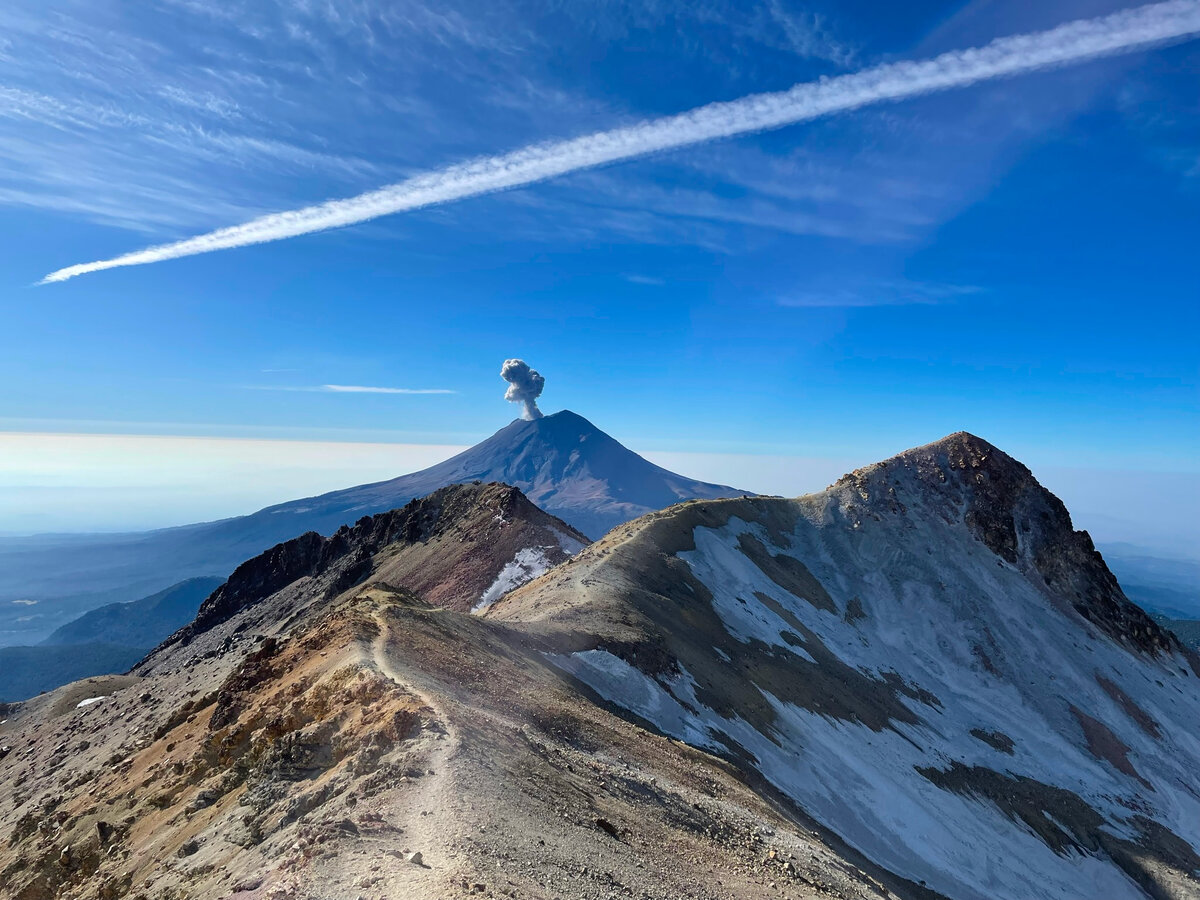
[501,359,545,420]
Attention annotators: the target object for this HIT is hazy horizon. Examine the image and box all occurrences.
[2,423,1196,563]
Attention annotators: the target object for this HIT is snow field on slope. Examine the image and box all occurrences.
[553,508,1200,900]
[473,547,555,613]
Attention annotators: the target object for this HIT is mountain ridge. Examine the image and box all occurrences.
[159,481,588,653]
[832,431,1184,658]
[2,434,1198,899]
[0,411,741,648]
[493,431,1200,899]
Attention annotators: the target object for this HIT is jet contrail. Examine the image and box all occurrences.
[40,0,1200,284]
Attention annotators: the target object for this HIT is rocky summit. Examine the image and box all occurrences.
[1,437,1197,900]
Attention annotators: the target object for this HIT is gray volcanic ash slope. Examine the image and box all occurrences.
[495,432,1200,900]
[0,411,741,641]
[2,438,1196,900]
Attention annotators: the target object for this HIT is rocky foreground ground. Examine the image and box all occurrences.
[0,483,901,900]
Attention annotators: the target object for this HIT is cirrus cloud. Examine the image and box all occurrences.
[245,384,456,394]
[40,0,1200,284]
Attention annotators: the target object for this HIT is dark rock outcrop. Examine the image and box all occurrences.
[157,482,587,651]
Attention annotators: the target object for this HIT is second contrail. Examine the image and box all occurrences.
[41,0,1200,284]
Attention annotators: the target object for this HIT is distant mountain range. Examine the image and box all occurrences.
[0,577,224,701]
[41,577,226,648]
[1099,546,1200,620]
[0,411,741,647]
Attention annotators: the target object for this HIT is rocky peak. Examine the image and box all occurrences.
[835,432,1027,526]
[160,482,584,649]
[835,432,1183,660]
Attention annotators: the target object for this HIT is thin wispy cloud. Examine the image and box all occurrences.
[247,384,456,395]
[779,280,982,308]
[763,0,856,67]
[41,0,1200,284]
[322,384,455,394]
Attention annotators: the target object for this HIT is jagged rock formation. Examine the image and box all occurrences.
[165,482,586,649]
[835,433,1180,657]
[1,438,1197,900]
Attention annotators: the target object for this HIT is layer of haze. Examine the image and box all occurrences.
[1,432,1195,561]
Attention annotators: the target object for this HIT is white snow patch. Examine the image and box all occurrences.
[551,526,586,556]
[546,650,720,750]
[473,547,553,613]
[76,696,106,708]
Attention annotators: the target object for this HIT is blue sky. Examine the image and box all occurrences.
[1,1,1198,538]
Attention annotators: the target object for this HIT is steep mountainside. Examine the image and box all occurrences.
[0,411,740,644]
[495,433,1200,900]
[2,439,1196,900]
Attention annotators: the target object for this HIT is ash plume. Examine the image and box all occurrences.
[501,359,545,420]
